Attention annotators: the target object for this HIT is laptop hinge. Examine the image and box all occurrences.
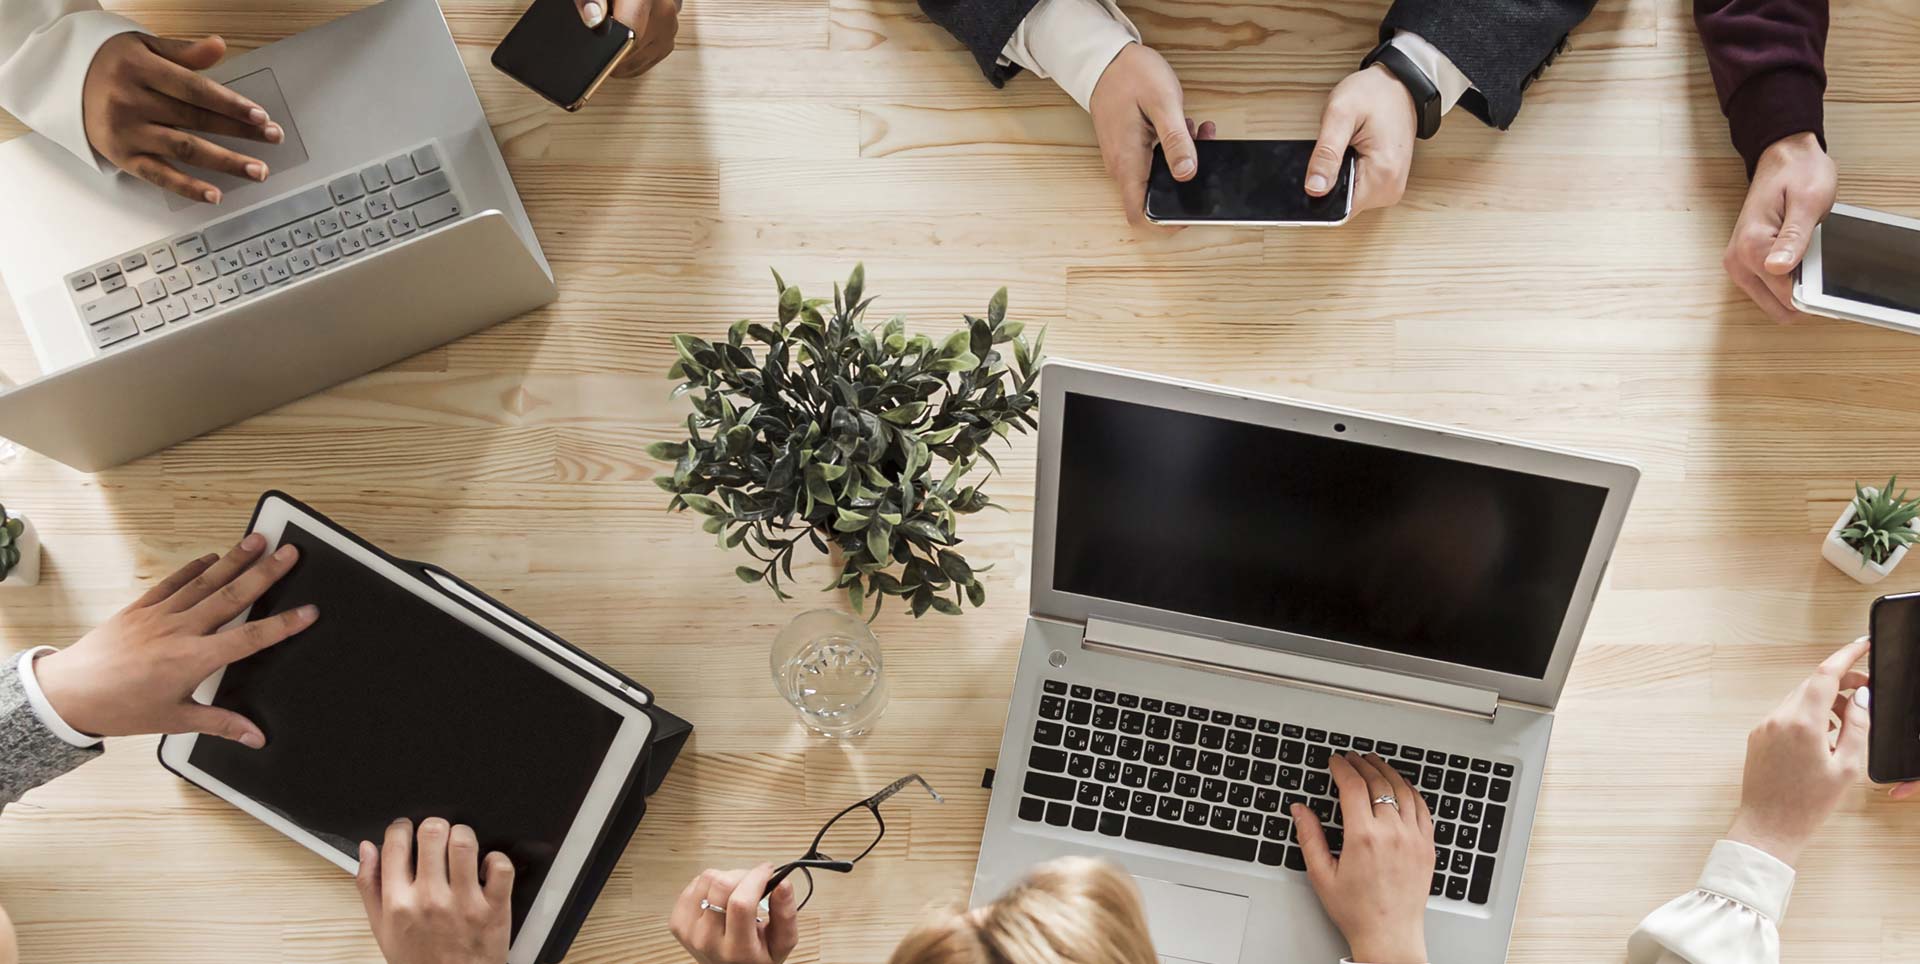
[1081,617,1500,721]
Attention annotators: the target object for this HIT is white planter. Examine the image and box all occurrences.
[1823,489,1915,585]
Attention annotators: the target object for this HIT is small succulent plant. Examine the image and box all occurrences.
[0,504,23,583]
[650,265,1043,617]
[1841,476,1920,565]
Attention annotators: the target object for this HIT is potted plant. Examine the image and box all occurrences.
[649,264,1043,617]
[1823,476,1920,584]
[0,503,40,586]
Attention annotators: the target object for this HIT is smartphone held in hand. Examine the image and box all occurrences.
[1870,591,1920,784]
[1145,139,1356,227]
[492,0,635,112]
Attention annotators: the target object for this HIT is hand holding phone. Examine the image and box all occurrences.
[1145,140,1356,226]
[492,0,636,111]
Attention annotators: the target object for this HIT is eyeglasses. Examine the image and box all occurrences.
[763,773,943,912]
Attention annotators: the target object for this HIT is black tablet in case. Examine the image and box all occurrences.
[158,491,690,963]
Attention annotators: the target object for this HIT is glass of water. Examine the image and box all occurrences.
[771,609,888,739]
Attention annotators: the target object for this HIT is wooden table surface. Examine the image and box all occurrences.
[3,0,1920,960]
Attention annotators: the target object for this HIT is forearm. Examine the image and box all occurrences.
[0,0,143,168]
[917,0,1048,88]
[1692,0,1828,176]
[1378,0,1597,129]
[0,650,103,810]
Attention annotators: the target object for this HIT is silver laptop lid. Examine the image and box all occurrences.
[1029,360,1638,709]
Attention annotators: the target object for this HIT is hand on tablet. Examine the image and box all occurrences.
[357,818,514,964]
[1307,65,1417,216]
[33,534,315,748]
[669,865,800,964]
[1724,131,1837,324]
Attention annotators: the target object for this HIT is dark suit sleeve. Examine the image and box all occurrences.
[1380,0,1598,130]
[919,0,1048,88]
[1693,0,1827,177]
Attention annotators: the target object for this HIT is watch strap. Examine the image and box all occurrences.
[1362,40,1442,140]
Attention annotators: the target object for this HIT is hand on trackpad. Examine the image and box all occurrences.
[1130,875,1250,964]
[166,68,310,211]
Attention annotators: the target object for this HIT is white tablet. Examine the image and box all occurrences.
[1794,202,1920,333]
[157,494,653,964]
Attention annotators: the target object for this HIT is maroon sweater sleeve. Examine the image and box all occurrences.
[1693,0,1828,177]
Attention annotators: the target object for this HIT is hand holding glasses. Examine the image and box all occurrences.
[668,775,943,964]
[764,774,944,911]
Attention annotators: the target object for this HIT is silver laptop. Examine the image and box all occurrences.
[0,0,556,471]
[972,360,1638,963]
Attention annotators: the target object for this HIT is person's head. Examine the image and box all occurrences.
[887,857,1157,964]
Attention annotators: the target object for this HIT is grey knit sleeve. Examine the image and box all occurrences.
[0,653,101,808]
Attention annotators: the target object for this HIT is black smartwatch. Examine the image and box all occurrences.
[1361,40,1442,140]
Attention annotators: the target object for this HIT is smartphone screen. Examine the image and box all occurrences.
[1146,140,1354,224]
[491,0,635,111]
[1871,592,1920,783]
[1821,212,1920,314]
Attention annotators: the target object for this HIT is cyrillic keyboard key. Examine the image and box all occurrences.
[386,155,416,183]
[329,174,365,205]
[1017,797,1044,822]
[148,247,175,272]
[158,298,189,322]
[203,185,332,251]
[213,278,240,302]
[360,164,391,192]
[1123,816,1256,861]
[80,288,139,325]
[187,260,217,284]
[392,170,450,209]
[410,145,440,173]
[172,235,207,261]
[132,307,164,332]
[186,289,215,312]
[1468,855,1496,904]
[408,192,460,228]
[1029,747,1068,774]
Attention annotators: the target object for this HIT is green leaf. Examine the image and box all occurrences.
[846,263,865,309]
[937,549,973,583]
[866,522,892,566]
[931,352,979,372]
[778,285,802,324]
[938,329,972,358]
[928,595,962,616]
[987,286,1008,325]
[966,579,986,608]
[645,441,688,461]
[834,507,872,532]
[736,565,763,583]
[881,401,927,425]
[679,494,724,516]
[817,463,848,481]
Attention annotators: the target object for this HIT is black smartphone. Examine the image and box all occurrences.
[1145,139,1356,226]
[1871,591,1920,784]
[491,0,635,112]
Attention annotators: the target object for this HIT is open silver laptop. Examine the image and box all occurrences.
[972,360,1638,963]
[0,0,555,471]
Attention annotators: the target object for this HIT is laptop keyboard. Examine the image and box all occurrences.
[1016,679,1516,905]
[64,141,464,355]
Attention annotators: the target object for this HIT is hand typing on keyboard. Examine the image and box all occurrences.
[1292,752,1434,964]
[576,0,681,78]
[82,34,284,203]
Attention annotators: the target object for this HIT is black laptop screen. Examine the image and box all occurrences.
[186,522,626,936]
[1051,394,1609,678]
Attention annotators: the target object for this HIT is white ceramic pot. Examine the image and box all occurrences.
[2,512,39,587]
[1823,488,1915,585]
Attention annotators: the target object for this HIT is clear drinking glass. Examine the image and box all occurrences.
[771,609,888,739]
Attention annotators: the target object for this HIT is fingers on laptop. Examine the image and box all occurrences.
[110,34,281,203]
[139,35,276,133]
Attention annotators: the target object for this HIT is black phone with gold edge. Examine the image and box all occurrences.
[1870,591,1920,783]
[491,0,635,112]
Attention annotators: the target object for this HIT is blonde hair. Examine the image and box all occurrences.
[887,857,1157,964]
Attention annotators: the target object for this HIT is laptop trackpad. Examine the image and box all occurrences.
[165,68,311,211]
[1131,875,1249,964]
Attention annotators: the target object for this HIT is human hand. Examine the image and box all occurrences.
[576,0,680,78]
[1089,43,1215,228]
[1306,64,1417,216]
[356,818,515,964]
[669,864,801,964]
[1727,637,1872,866]
[81,33,284,203]
[32,534,315,748]
[1293,752,1433,964]
[1723,131,1837,323]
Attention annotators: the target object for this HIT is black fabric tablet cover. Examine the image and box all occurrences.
[186,521,625,936]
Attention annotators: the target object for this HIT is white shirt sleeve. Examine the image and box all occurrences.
[1627,840,1794,964]
[14,647,103,748]
[0,0,144,170]
[1386,30,1475,116]
[995,0,1140,111]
